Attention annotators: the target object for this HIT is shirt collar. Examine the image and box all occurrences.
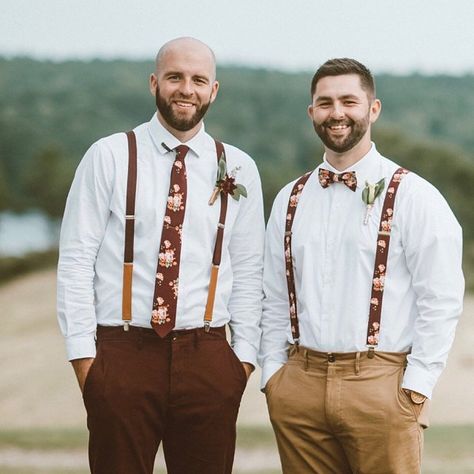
[147,113,208,158]
[319,143,383,189]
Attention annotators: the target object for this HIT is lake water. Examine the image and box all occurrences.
[0,211,59,256]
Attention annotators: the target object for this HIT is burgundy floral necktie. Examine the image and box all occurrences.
[151,145,189,337]
[318,168,357,192]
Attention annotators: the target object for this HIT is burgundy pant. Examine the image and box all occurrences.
[82,325,247,474]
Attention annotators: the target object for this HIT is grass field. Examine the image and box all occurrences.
[0,425,473,473]
[1,270,473,472]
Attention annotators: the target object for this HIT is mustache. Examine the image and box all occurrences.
[323,119,353,127]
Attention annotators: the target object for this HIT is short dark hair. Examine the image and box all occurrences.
[310,58,375,100]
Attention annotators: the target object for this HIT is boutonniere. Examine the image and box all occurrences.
[362,178,385,224]
[208,157,248,205]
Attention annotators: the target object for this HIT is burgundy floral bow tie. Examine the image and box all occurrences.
[318,168,357,192]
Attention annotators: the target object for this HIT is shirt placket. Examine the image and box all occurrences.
[320,188,342,349]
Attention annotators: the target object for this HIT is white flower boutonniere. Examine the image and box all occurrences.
[362,178,385,224]
[208,156,248,205]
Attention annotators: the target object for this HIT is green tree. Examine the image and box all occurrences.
[22,146,74,220]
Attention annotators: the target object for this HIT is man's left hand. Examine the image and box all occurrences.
[403,389,427,404]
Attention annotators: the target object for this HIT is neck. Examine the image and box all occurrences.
[325,137,372,171]
[157,114,202,143]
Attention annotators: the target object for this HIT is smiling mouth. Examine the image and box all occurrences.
[173,101,195,109]
[326,123,350,135]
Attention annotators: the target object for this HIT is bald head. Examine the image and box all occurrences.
[155,37,217,81]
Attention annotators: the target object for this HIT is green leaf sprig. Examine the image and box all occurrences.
[362,178,385,224]
[208,156,248,205]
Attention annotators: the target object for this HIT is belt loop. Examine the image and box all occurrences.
[304,349,309,371]
[355,351,361,375]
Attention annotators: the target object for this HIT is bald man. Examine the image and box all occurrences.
[57,37,265,474]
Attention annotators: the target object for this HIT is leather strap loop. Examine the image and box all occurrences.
[122,131,138,327]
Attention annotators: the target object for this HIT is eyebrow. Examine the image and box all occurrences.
[315,94,361,102]
[164,71,210,81]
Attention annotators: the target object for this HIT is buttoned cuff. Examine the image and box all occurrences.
[401,364,437,399]
[261,361,285,391]
[66,334,97,361]
[233,341,258,368]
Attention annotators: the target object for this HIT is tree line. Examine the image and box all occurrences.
[1,58,473,287]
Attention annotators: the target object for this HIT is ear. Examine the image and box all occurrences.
[209,80,220,103]
[149,73,158,97]
[369,99,382,123]
[307,104,314,120]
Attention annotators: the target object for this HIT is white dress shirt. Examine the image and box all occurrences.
[260,144,464,398]
[57,115,264,364]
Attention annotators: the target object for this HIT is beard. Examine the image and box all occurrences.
[155,87,211,132]
[313,113,370,153]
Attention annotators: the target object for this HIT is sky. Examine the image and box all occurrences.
[1,0,474,74]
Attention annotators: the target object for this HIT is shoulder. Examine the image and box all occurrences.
[220,142,261,181]
[272,170,315,213]
[221,142,256,166]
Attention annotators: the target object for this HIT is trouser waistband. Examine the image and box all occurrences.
[289,344,408,366]
[96,324,226,341]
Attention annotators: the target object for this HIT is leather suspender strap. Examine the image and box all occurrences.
[284,171,314,344]
[122,131,138,330]
[366,167,409,355]
[203,140,228,331]
[120,135,227,332]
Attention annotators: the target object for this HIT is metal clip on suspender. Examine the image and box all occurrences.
[284,167,409,355]
[121,136,228,333]
[122,131,138,331]
[203,141,228,332]
[365,167,409,356]
[284,171,314,344]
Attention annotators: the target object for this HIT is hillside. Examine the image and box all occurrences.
[1,270,473,429]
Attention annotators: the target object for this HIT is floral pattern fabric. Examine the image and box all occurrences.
[366,168,409,347]
[151,145,189,336]
[284,166,410,350]
[318,168,357,192]
[284,171,314,341]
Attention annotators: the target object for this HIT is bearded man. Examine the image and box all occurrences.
[259,58,464,473]
[57,37,264,474]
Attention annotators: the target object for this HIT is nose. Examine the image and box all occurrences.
[330,103,345,119]
[178,78,194,97]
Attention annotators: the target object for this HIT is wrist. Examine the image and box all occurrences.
[403,388,427,404]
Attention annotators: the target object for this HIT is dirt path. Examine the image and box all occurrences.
[1,269,473,428]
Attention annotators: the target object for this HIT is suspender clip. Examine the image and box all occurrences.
[367,346,376,358]
[204,321,211,333]
[123,321,131,332]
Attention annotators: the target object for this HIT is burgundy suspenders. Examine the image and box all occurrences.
[283,167,409,350]
[366,168,409,354]
[204,141,228,331]
[284,171,314,343]
[121,131,228,331]
[122,131,138,330]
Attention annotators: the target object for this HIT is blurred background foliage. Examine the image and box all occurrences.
[0,57,473,287]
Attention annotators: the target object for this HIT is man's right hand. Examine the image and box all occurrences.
[71,358,95,394]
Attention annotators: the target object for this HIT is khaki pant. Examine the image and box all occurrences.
[266,346,429,474]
